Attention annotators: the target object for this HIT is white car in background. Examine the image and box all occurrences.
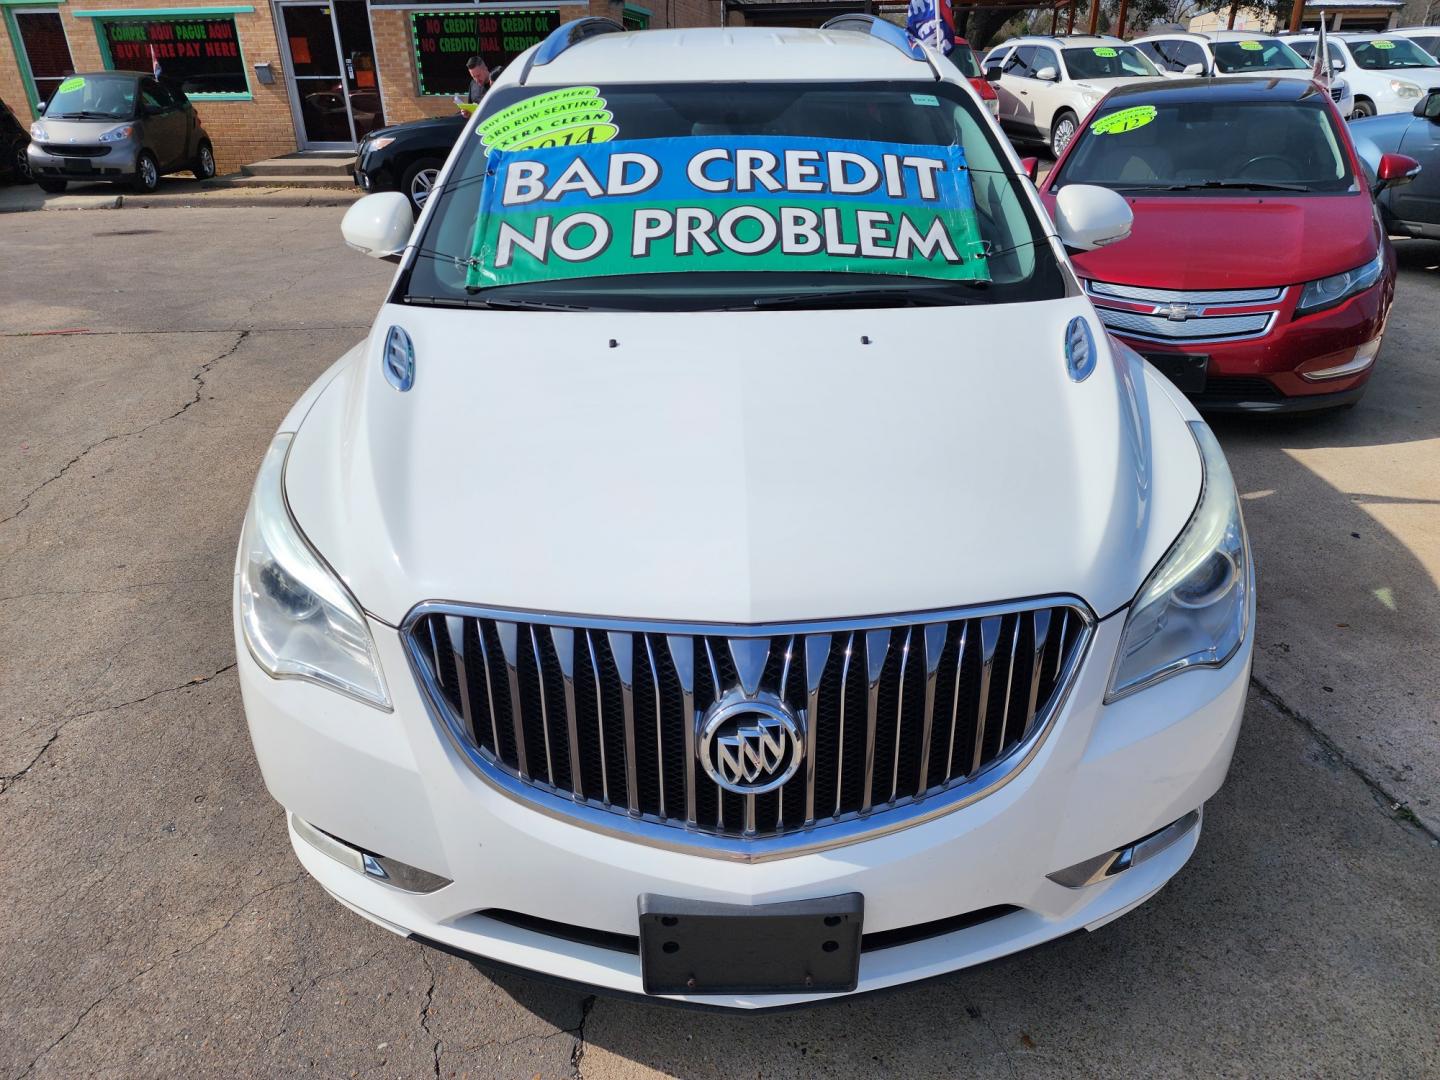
[982,35,1164,156]
[237,16,1255,1009]
[1134,30,1354,117]
[1387,26,1440,61]
[1288,31,1440,116]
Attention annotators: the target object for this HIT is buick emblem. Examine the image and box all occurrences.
[698,689,804,795]
[1158,301,1201,322]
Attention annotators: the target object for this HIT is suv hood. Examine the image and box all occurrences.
[1055,192,1381,290]
[367,114,466,140]
[285,300,1201,626]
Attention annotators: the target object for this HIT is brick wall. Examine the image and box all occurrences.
[0,18,33,124]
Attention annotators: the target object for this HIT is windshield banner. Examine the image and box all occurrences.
[465,135,992,289]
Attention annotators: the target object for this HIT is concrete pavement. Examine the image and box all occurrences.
[0,207,1436,1078]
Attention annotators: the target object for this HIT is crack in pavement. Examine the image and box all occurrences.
[0,663,236,796]
[418,950,440,1079]
[570,994,596,1080]
[0,326,368,339]
[13,871,306,1080]
[1250,675,1440,844]
[1,330,250,528]
[0,576,227,604]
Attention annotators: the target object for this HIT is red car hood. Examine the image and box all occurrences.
[1045,193,1381,290]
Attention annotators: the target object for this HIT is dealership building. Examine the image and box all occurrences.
[0,0,718,171]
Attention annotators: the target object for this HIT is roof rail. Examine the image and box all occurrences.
[820,13,938,73]
[520,17,626,83]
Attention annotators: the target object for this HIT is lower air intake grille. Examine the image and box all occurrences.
[405,602,1091,853]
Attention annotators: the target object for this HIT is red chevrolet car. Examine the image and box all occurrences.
[951,37,1000,118]
[1041,77,1418,410]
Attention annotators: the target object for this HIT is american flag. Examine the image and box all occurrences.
[1312,16,1331,87]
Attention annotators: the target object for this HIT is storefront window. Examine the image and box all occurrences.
[99,15,249,97]
[409,8,561,96]
[11,9,76,106]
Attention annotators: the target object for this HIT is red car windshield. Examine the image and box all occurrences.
[949,43,981,78]
[1051,97,1356,195]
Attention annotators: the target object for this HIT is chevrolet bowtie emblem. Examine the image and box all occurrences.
[1158,302,1201,321]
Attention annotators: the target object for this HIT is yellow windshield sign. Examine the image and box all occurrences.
[1091,105,1157,135]
[1093,46,1118,57]
[1239,40,1263,51]
[58,77,85,92]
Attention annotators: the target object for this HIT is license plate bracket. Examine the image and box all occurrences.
[638,893,863,995]
[64,157,93,172]
[1141,351,1209,395]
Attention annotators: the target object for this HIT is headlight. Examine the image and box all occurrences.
[1295,248,1384,317]
[368,136,395,150]
[30,122,47,140]
[238,433,391,709]
[1107,421,1250,701]
[98,124,134,143]
[1391,80,1423,98]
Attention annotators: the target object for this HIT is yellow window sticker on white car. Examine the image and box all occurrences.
[1093,46,1118,57]
[58,77,85,92]
[1239,40,1262,51]
[1090,105,1156,135]
[1372,39,1395,48]
[479,86,619,153]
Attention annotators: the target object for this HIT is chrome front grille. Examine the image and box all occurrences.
[404,601,1092,857]
[1330,86,1344,102]
[1086,279,1285,344]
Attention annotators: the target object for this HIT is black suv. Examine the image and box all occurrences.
[354,112,466,214]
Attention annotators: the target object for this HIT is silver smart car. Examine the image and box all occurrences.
[26,71,214,194]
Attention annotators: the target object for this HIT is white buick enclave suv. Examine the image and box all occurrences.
[235,18,1255,1009]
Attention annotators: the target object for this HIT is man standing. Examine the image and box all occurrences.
[465,56,492,104]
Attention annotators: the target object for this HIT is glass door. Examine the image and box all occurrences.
[11,8,75,111]
[278,0,383,149]
[334,0,383,140]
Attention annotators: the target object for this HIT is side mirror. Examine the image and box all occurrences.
[341,192,414,261]
[1035,65,1059,82]
[36,100,46,115]
[1416,88,1440,120]
[1054,184,1133,251]
[1182,62,1206,76]
[984,66,1003,82]
[1375,152,1422,191]
[1019,156,1040,182]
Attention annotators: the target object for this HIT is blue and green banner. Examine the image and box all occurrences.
[466,135,992,289]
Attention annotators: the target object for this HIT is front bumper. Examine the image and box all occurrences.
[237,598,1251,1009]
[27,142,138,181]
[1105,276,1392,412]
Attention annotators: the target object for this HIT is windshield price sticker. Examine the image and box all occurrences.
[1091,105,1157,135]
[1092,46,1118,57]
[1239,40,1262,50]
[1372,39,1395,48]
[479,86,618,152]
[465,135,992,289]
[57,77,85,93]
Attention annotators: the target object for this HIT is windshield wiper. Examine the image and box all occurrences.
[751,285,985,310]
[1162,180,1310,193]
[52,110,125,119]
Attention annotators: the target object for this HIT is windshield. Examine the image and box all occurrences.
[1212,39,1308,73]
[948,44,981,79]
[402,81,1063,312]
[43,74,136,120]
[1346,38,1439,69]
[1052,97,1355,194]
[1062,45,1160,80]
